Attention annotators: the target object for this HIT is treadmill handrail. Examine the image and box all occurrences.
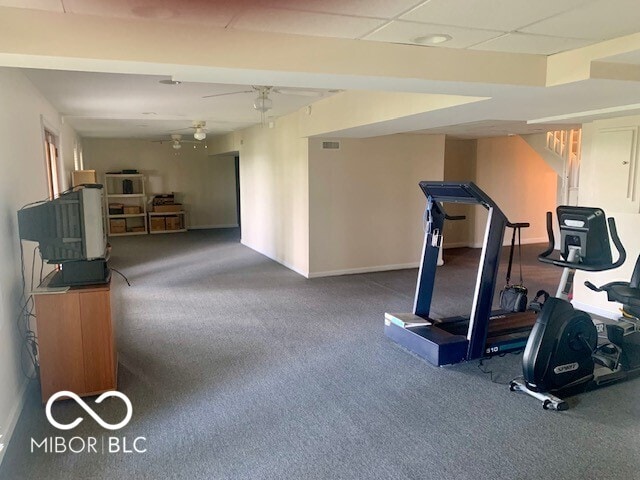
[507,221,530,229]
[538,215,626,272]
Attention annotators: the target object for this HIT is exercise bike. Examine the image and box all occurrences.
[509,206,640,410]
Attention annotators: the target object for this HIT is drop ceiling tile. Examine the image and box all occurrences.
[232,8,386,39]
[0,0,63,11]
[521,0,640,40]
[63,0,239,27]
[364,20,504,49]
[261,0,423,19]
[471,32,595,55]
[401,0,589,32]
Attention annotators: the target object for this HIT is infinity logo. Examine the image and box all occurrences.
[46,391,133,431]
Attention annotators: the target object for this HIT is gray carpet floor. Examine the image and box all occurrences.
[2,229,639,480]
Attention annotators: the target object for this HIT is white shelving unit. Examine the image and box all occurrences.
[104,173,148,236]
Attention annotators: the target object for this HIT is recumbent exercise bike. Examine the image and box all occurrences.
[510,206,640,410]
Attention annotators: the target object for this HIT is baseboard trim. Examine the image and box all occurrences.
[0,377,30,467]
[188,224,239,230]
[309,262,419,278]
[571,300,619,320]
[443,241,470,249]
[470,236,548,249]
[240,239,309,278]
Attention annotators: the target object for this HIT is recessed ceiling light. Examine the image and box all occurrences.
[413,34,453,45]
[159,79,181,85]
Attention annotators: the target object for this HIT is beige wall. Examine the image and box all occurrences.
[83,139,238,228]
[308,134,445,276]
[237,115,309,276]
[59,122,80,190]
[474,136,558,246]
[443,138,477,248]
[0,68,74,465]
[573,115,640,318]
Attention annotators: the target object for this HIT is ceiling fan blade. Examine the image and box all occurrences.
[202,90,253,99]
[273,88,323,97]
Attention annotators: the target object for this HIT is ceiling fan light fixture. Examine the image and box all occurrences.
[253,96,273,113]
[194,128,206,141]
[172,141,181,150]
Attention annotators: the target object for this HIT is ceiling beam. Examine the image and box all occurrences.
[0,6,547,91]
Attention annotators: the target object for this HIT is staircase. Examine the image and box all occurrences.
[522,128,582,206]
[546,129,581,205]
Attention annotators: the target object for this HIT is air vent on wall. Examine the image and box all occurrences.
[322,141,340,150]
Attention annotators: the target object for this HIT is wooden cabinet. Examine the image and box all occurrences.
[34,277,117,403]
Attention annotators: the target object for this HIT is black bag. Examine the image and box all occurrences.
[500,285,528,312]
[499,225,528,312]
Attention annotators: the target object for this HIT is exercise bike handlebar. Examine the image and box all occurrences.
[538,212,627,272]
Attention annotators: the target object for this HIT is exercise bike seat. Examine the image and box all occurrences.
[584,255,640,317]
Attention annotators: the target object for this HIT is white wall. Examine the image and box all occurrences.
[83,139,238,229]
[443,138,477,248]
[474,136,558,246]
[0,68,74,465]
[308,134,445,276]
[238,115,309,276]
[573,115,640,317]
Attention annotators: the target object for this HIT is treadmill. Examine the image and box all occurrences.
[384,181,537,366]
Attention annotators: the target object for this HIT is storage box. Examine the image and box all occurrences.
[152,194,175,205]
[150,217,166,231]
[71,170,97,187]
[154,204,182,213]
[123,206,141,214]
[130,225,146,233]
[109,203,124,215]
[109,219,126,234]
[165,216,182,230]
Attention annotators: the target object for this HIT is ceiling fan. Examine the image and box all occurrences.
[152,134,203,150]
[170,120,208,140]
[202,85,323,121]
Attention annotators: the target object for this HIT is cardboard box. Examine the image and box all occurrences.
[109,219,126,234]
[123,206,141,214]
[165,216,182,230]
[150,217,166,231]
[71,170,97,187]
[130,225,146,233]
[154,204,182,213]
[109,203,124,215]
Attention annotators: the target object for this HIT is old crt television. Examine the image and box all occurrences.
[18,185,109,286]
